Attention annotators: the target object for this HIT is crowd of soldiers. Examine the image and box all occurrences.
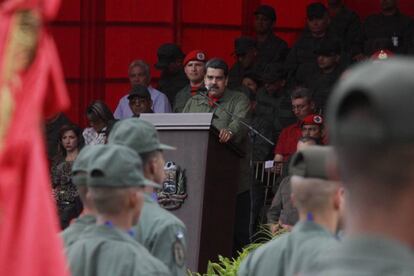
[47,0,414,275]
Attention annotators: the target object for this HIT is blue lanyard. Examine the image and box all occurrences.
[306,212,314,222]
[104,221,135,237]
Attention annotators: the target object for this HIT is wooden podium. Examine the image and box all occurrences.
[140,113,244,272]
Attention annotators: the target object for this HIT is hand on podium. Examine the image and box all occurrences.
[218,128,233,143]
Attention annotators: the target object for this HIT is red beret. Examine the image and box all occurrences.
[183,50,207,66]
[302,114,324,126]
[371,49,394,61]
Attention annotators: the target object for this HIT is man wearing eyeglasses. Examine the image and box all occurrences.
[273,87,316,166]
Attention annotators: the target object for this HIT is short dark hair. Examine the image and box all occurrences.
[205,58,229,77]
[86,100,115,125]
[291,86,314,102]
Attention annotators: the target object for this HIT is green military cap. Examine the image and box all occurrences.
[327,58,414,146]
[289,146,333,179]
[108,118,175,154]
[71,145,102,186]
[87,144,160,188]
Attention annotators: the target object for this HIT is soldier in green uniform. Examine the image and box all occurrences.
[228,36,258,90]
[303,58,414,275]
[249,64,295,235]
[173,49,207,113]
[66,144,170,276]
[285,3,342,85]
[61,145,99,247]
[155,43,188,105]
[238,146,343,276]
[108,118,187,276]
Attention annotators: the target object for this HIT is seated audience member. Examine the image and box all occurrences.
[155,43,188,105]
[228,36,258,89]
[45,113,72,164]
[240,72,262,109]
[301,39,344,113]
[301,114,324,142]
[65,144,170,276]
[83,100,115,145]
[51,124,84,229]
[362,0,414,55]
[127,85,153,117]
[253,5,289,75]
[267,136,320,234]
[328,0,364,61]
[273,87,316,163]
[239,146,343,276]
[173,49,207,113]
[114,60,171,119]
[285,3,341,84]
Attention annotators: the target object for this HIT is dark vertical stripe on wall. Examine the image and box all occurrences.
[79,0,106,126]
[241,0,260,36]
[173,0,183,46]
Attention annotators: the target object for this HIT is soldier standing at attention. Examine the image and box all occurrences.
[253,4,289,75]
[328,0,364,62]
[61,145,100,247]
[362,0,414,55]
[228,36,258,90]
[66,144,170,276]
[304,58,414,275]
[285,3,341,84]
[238,146,343,276]
[108,118,187,276]
[173,49,207,113]
[155,43,188,106]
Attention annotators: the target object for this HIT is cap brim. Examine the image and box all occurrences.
[159,143,176,151]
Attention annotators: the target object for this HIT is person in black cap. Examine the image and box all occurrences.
[285,3,341,85]
[304,58,414,275]
[300,38,345,113]
[228,36,258,89]
[362,0,414,55]
[253,4,289,76]
[127,84,154,117]
[249,64,296,236]
[155,43,188,105]
[328,0,364,62]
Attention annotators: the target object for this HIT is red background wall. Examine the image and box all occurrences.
[50,0,414,126]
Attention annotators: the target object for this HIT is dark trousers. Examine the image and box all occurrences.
[249,179,266,239]
[232,191,251,256]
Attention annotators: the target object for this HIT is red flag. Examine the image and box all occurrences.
[0,0,70,275]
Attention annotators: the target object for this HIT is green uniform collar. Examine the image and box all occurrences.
[292,220,335,238]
